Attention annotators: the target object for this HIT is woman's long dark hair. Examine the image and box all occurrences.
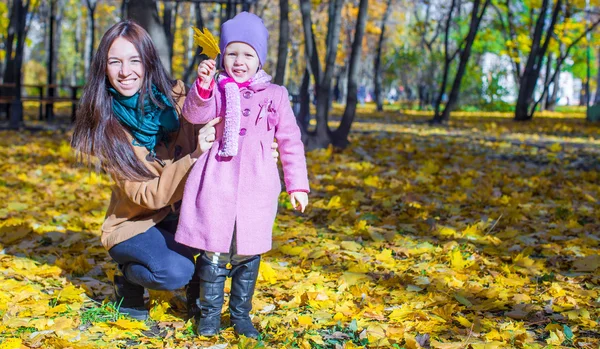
[71,20,182,182]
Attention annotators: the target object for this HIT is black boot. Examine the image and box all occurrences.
[229,255,261,339]
[196,255,229,336]
[113,274,148,320]
[186,272,200,320]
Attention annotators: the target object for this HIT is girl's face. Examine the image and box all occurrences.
[223,42,260,83]
[106,37,144,97]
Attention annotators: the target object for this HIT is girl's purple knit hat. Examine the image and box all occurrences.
[219,12,269,66]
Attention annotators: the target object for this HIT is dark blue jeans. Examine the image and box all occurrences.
[108,221,197,290]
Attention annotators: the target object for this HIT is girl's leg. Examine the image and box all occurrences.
[195,252,230,336]
[229,254,261,338]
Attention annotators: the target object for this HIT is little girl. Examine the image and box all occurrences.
[175,12,309,338]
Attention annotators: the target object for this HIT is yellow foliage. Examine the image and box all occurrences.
[1,112,600,346]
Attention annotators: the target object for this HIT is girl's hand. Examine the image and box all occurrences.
[192,117,221,160]
[290,192,308,213]
[197,59,217,89]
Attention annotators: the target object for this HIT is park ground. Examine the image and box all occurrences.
[0,105,599,348]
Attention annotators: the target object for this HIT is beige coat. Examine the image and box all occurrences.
[101,80,201,250]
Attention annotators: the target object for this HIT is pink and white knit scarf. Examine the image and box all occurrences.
[217,70,272,157]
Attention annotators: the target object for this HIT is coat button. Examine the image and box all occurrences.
[239,128,247,136]
[243,91,253,99]
[242,108,251,116]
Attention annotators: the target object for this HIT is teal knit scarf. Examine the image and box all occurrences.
[108,84,179,157]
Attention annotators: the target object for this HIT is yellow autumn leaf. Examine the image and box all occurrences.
[297,315,313,326]
[326,195,343,209]
[149,301,172,321]
[548,142,562,152]
[259,261,278,284]
[55,285,86,304]
[449,248,473,270]
[546,330,564,345]
[193,27,221,60]
[107,318,149,330]
[0,338,22,349]
[46,303,70,316]
[280,245,304,256]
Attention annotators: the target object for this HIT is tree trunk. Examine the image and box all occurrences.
[297,0,321,138]
[9,0,30,129]
[432,0,457,121]
[438,0,490,122]
[595,47,600,105]
[127,0,171,74]
[332,0,368,147]
[84,0,96,78]
[274,0,289,85]
[162,2,178,73]
[541,53,553,110]
[183,3,206,84]
[297,68,311,134]
[547,70,559,111]
[514,0,562,121]
[299,0,321,87]
[72,4,82,86]
[46,0,64,121]
[308,0,343,150]
[373,0,392,112]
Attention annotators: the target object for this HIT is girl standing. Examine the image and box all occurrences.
[175,12,309,338]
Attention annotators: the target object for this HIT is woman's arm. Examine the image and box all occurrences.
[112,118,221,210]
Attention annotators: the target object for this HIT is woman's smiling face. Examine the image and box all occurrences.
[106,37,144,96]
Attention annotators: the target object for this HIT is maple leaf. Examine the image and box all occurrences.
[193,27,220,60]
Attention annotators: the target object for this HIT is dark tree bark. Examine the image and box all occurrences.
[492,0,522,87]
[274,0,289,85]
[298,68,311,134]
[297,0,345,150]
[373,0,392,111]
[127,0,171,74]
[46,0,65,121]
[84,0,96,77]
[516,1,600,120]
[530,17,600,115]
[4,0,31,128]
[434,0,491,123]
[297,0,321,133]
[414,1,443,110]
[514,0,562,121]
[332,0,369,147]
[432,0,457,119]
[183,3,206,85]
[162,2,179,73]
[595,48,600,104]
[310,0,343,149]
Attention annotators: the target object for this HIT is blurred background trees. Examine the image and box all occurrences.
[1,0,599,143]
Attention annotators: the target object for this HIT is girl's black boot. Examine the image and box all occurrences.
[229,255,260,339]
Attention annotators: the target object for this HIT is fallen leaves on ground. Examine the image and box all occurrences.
[0,114,599,348]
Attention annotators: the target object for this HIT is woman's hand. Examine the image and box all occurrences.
[197,59,217,89]
[271,141,279,161]
[191,117,221,160]
[290,192,309,213]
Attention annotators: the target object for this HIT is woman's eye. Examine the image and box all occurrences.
[131,59,141,63]
[108,61,120,65]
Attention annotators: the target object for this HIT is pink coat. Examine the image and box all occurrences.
[174,76,309,255]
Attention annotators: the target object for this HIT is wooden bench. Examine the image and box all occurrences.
[0,83,83,121]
